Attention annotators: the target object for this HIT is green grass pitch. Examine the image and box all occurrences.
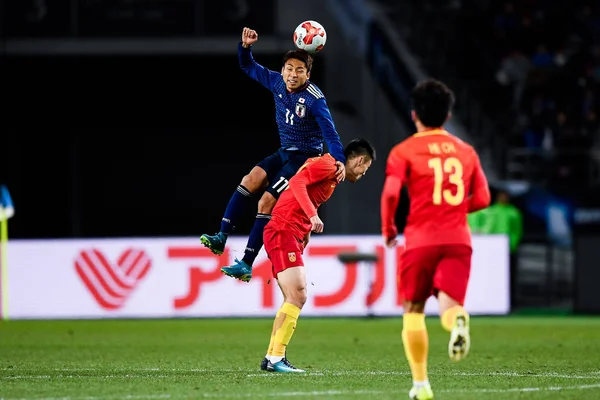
[1,316,599,399]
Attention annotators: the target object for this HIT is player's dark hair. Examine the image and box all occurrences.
[344,138,376,162]
[283,49,313,72]
[411,78,455,128]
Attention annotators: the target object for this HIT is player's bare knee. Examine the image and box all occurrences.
[280,282,306,309]
[437,291,460,315]
[297,286,308,306]
[241,167,268,193]
[240,175,260,193]
[277,267,307,308]
[258,192,277,214]
[404,301,425,314]
[287,286,307,309]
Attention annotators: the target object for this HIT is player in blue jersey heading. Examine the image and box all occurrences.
[200,27,346,282]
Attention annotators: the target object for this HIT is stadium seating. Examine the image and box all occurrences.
[374,0,600,189]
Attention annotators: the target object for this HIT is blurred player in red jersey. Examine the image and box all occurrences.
[260,138,376,373]
[380,79,491,400]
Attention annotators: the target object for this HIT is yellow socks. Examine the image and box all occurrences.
[271,302,301,362]
[401,307,470,388]
[265,310,281,358]
[402,313,429,383]
[441,305,470,332]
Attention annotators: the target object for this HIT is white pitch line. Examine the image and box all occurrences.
[2,368,599,380]
[3,370,600,381]
[0,397,173,400]
[246,370,600,379]
[2,375,169,380]
[440,383,600,394]
[0,368,236,373]
[51,368,217,372]
[201,390,392,398]
[1,384,600,400]
[454,371,597,379]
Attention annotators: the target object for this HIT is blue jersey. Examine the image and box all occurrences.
[238,43,346,163]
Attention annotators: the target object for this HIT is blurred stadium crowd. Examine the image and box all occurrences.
[378,0,600,191]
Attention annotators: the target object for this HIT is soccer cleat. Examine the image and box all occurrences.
[266,357,305,373]
[200,232,227,256]
[261,351,286,371]
[260,357,269,371]
[409,384,434,400]
[221,258,252,282]
[281,357,298,370]
[448,314,471,362]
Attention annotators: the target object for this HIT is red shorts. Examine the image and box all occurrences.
[399,244,472,305]
[263,225,304,278]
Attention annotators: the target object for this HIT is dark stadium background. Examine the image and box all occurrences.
[2,0,600,313]
[1,54,328,239]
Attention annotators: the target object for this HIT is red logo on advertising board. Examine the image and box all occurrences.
[74,248,151,310]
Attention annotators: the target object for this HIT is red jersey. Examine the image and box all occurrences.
[270,154,338,240]
[381,129,490,249]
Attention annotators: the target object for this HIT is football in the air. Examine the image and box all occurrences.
[293,20,327,54]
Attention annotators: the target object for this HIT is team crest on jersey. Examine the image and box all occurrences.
[295,103,306,118]
[288,252,296,262]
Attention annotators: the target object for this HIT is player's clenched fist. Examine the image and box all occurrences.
[384,225,398,248]
[242,27,258,48]
[310,215,324,233]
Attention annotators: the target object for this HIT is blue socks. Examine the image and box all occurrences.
[220,185,253,235]
[219,185,272,267]
[242,213,271,266]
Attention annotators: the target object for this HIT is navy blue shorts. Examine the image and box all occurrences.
[257,148,320,199]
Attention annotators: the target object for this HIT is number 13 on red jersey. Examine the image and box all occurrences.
[427,156,465,206]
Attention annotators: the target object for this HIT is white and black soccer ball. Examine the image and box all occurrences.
[293,20,327,54]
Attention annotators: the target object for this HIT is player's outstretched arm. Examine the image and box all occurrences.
[312,99,346,162]
[381,147,407,248]
[312,99,346,182]
[238,27,279,91]
[381,175,401,247]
